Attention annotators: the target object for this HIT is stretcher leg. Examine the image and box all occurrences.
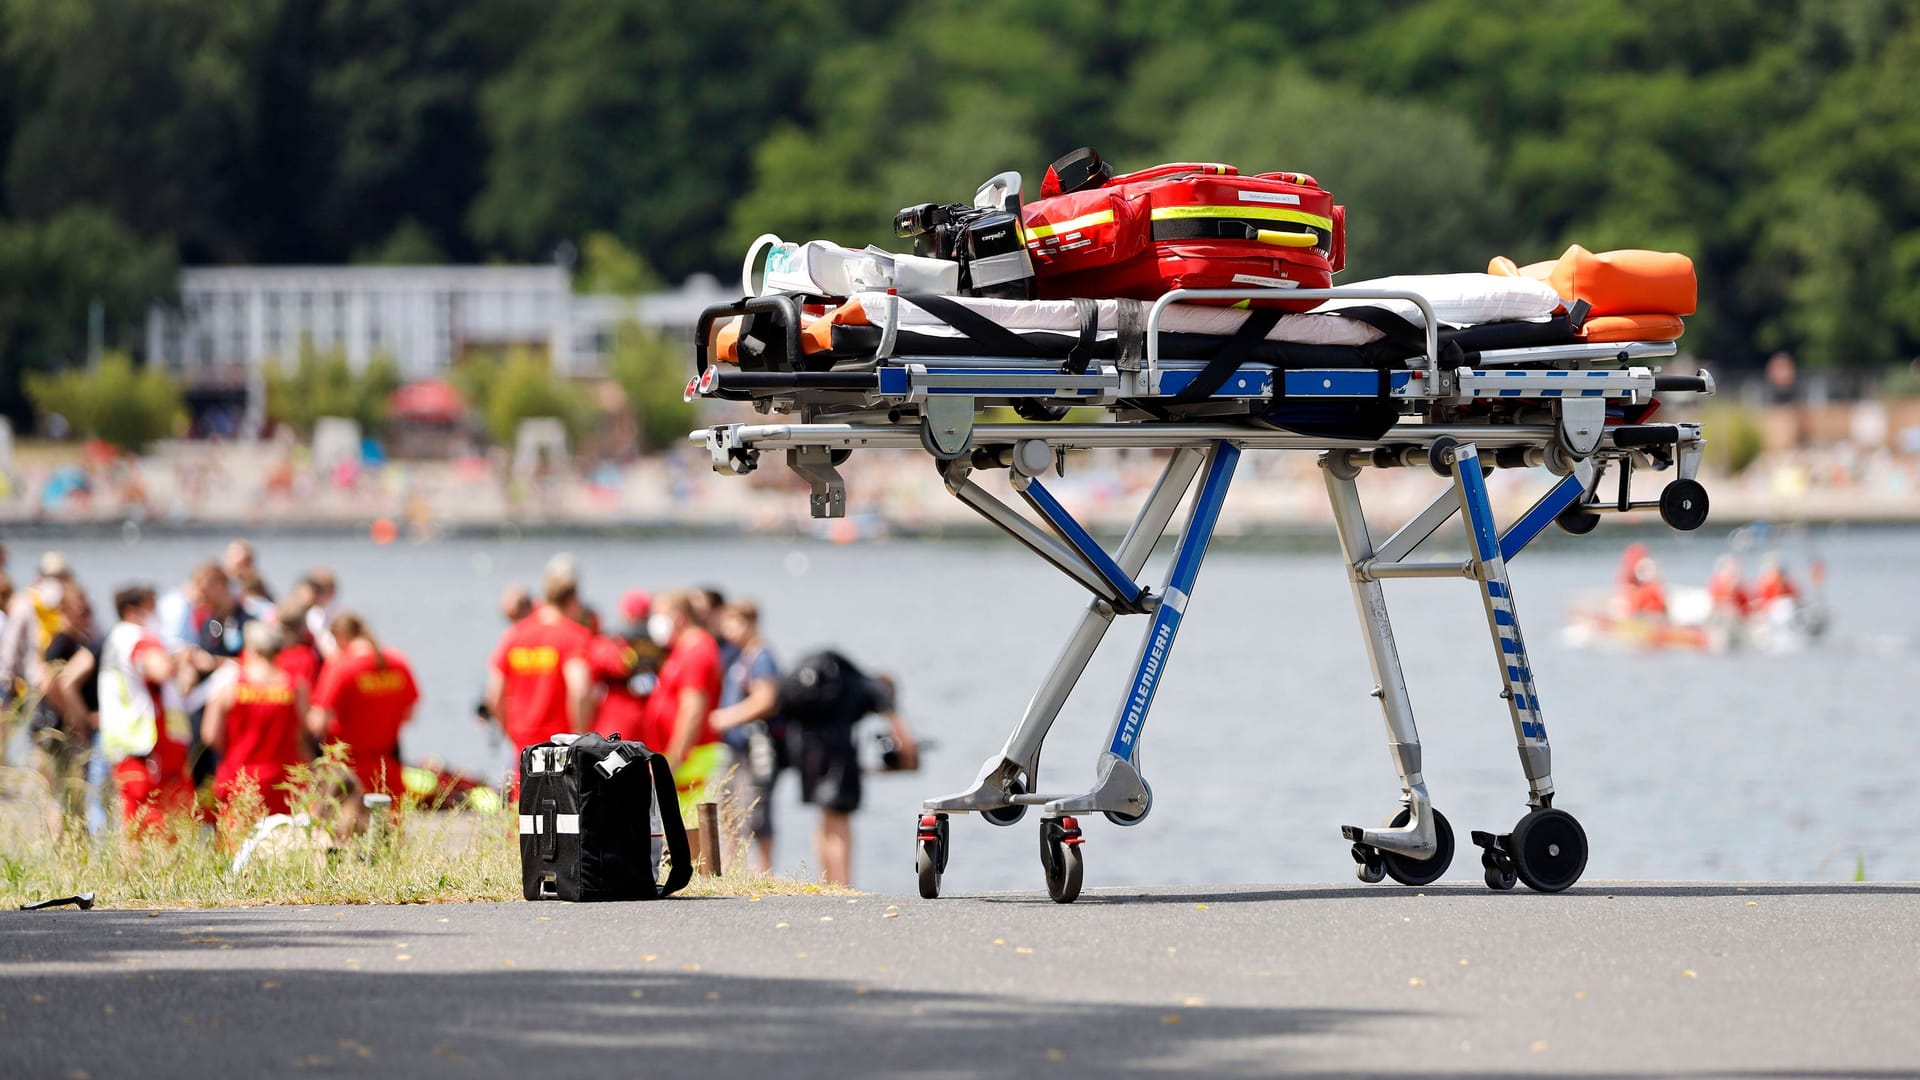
[1043,441,1240,823]
[1451,444,1553,805]
[1321,452,1446,872]
[922,447,1206,819]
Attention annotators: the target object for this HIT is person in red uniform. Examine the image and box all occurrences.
[588,589,660,740]
[642,590,725,854]
[309,611,420,800]
[98,585,193,834]
[203,621,307,820]
[1752,554,1800,609]
[486,557,593,755]
[1623,556,1669,618]
[274,598,323,698]
[1706,555,1751,619]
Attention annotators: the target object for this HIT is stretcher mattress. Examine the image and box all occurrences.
[709,273,1579,371]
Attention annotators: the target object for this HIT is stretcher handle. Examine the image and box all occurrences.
[1609,424,1681,449]
[694,294,804,377]
[708,370,880,399]
[1145,288,1441,371]
[1652,375,1710,394]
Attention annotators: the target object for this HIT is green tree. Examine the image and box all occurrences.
[607,323,697,451]
[456,349,590,445]
[473,0,864,276]
[264,343,401,437]
[574,233,664,296]
[0,206,177,428]
[24,353,184,451]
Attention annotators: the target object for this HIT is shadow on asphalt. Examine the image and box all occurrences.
[4,947,1406,1076]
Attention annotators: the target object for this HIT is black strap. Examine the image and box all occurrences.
[902,293,1047,358]
[1045,147,1112,195]
[647,754,693,898]
[1151,218,1329,249]
[1065,297,1099,374]
[1170,308,1282,405]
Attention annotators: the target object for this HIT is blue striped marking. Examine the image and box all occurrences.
[1454,447,1502,563]
[1499,473,1589,562]
[1108,442,1240,760]
[1500,637,1520,654]
[1506,665,1532,682]
[1521,721,1546,739]
[878,367,909,395]
[1022,478,1144,605]
[1487,581,1507,598]
[1493,609,1515,626]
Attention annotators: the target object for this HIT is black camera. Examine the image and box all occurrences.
[893,191,1035,299]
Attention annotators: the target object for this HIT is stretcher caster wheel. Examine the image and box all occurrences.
[1508,808,1588,893]
[1379,807,1454,887]
[1352,843,1386,884]
[1555,505,1602,535]
[1103,780,1151,827]
[1427,435,1459,477]
[1039,817,1084,904]
[915,813,949,899]
[1658,479,1709,532]
[829,448,853,466]
[982,778,1028,827]
[1481,851,1518,891]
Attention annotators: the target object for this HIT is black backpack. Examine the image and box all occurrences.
[778,650,862,728]
[519,733,692,902]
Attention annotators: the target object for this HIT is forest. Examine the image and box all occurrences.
[0,0,1914,425]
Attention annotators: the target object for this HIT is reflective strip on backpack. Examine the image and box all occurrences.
[518,814,535,834]
[1149,204,1334,233]
[1024,209,1116,242]
[555,814,580,835]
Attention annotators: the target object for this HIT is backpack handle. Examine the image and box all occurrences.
[1110,162,1237,186]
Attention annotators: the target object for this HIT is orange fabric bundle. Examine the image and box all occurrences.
[1580,313,1686,343]
[1488,245,1695,316]
[709,298,870,364]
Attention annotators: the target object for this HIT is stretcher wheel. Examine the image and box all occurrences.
[1427,435,1460,477]
[829,448,853,466]
[1352,843,1386,884]
[1380,807,1455,887]
[1658,479,1709,532]
[1507,808,1588,893]
[1012,399,1070,423]
[982,778,1028,827]
[1103,780,1151,827]
[1039,819,1084,904]
[1481,851,1517,891]
[1555,505,1601,535]
[915,813,950,900]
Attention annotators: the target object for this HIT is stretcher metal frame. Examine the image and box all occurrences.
[688,286,1713,901]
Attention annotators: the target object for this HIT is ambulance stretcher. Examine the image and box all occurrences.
[687,284,1714,902]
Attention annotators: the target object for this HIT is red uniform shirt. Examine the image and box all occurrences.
[587,634,648,740]
[276,641,321,693]
[313,646,419,797]
[491,614,591,748]
[215,669,304,815]
[641,629,722,752]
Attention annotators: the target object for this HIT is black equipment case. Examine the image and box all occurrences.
[519,733,692,901]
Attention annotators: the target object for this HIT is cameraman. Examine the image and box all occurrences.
[782,651,916,887]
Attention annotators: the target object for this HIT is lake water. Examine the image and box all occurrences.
[22,519,1919,893]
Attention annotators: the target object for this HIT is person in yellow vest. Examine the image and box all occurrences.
[0,552,73,764]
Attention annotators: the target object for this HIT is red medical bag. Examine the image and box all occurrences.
[1021,162,1345,310]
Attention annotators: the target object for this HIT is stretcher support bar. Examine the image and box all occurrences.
[1017,476,1148,608]
[1146,288,1442,370]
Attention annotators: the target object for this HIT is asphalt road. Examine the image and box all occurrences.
[4,882,1917,1078]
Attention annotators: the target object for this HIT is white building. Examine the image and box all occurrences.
[145,265,733,388]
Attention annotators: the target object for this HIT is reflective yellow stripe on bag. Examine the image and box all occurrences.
[1024,209,1116,243]
[1149,204,1335,232]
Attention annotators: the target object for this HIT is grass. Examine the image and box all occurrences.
[0,759,849,910]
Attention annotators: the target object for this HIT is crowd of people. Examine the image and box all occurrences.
[0,538,416,842]
[484,556,916,886]
[0,536,916,886]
